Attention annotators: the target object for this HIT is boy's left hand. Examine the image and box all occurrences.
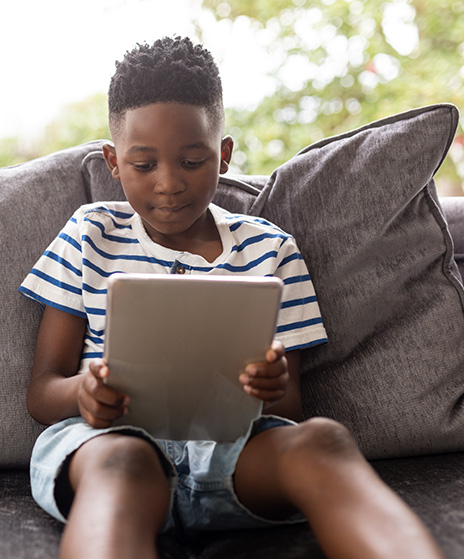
[239,340,288,404]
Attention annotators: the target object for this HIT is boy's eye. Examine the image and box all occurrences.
[133,163,156,172]
[182,159,205,169]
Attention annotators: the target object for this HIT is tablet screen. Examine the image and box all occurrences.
[104,274,283,441]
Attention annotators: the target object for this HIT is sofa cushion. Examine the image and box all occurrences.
[441,197,464,279]
[250,103,464,458]
[0,141,106,467]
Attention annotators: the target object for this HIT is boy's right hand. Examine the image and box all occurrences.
[77,359,129,429]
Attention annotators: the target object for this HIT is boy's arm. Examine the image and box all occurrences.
[240,346,303,423]
[27,306,86,424]
[27,306,127,426]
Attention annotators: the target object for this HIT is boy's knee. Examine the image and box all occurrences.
[303,417,357,453]
[100,436,162,477]
[73,434,166,484]
[280,417,359,468]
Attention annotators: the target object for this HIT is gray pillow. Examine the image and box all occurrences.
[250,103,463,458]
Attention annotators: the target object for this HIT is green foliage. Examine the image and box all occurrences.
[205,0,464,193]
[2,1,464,194]
[0,93,110,169]
[40,93,110,155]
[0,137,31,168]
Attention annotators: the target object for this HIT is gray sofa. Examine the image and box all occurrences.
[2,104,464,558]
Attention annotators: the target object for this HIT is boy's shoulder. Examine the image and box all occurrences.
[72,201,134,225]
[212,204,291,238]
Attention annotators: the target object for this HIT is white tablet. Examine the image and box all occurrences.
[103,273,283,442]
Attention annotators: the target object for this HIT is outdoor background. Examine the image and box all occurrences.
[1,0,463,195]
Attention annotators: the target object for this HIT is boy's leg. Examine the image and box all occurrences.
[234,417,443,559]
[60,433,171,559]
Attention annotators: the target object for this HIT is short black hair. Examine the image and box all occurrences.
[108,36,224,136]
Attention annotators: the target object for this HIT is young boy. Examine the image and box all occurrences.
[20,37,443,559]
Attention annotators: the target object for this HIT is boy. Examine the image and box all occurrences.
[20,37,443,559]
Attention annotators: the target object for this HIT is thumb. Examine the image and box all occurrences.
[89,358,109,380]
[267,340,285,362]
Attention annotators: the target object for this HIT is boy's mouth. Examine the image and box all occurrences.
[156,204,189,213]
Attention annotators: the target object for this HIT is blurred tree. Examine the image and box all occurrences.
[2,0,464,194]
[0,93,110,168]
[40,93,110,155]
[0,137,31,167]
[203,0,464,193]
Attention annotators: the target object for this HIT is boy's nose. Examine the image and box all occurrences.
[154,166,185,195]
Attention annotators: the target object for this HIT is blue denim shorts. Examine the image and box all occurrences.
[30,415,305,533]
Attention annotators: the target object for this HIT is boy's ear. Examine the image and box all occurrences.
[220,136,234,174]
[102,143,121,180]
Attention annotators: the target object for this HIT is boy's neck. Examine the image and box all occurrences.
[142,209,223,263]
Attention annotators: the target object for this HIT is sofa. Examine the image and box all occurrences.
[2,103,464,558]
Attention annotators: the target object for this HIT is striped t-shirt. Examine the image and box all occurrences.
[20,202,328,374]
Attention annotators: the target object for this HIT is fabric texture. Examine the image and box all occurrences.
[441,197,464,279]
[0,142,104,467]
[250,103,464,458]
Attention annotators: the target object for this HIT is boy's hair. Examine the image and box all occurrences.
[108,36,224,137]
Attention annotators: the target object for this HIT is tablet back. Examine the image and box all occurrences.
[104,274,283,441]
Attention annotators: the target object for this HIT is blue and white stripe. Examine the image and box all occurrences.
[19,201,327,372]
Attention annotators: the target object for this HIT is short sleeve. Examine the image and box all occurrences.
[19,208,86,318]
[273,235,328,352]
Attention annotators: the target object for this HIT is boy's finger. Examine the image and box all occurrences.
[81,403,129,429]
[92,383,129,407]
[79,388,129,419]
[244,372,289,391]
[81,370,129,407]
[88,377,129,406]
[243,384,285,403]
[244,358,287,379]
[88,358,109,379]
[266,340,285,362]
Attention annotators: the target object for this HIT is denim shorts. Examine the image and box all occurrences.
[30,415,305,533]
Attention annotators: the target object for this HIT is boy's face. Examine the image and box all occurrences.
[103,102,233,251]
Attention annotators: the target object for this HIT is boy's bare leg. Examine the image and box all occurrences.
[234,417,443,559]
[60,434,171,559]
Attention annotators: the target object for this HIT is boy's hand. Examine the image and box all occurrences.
[239,341,289,404]
[77,359,129,429]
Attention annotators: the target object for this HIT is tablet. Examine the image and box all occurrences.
[103,273,283,442]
